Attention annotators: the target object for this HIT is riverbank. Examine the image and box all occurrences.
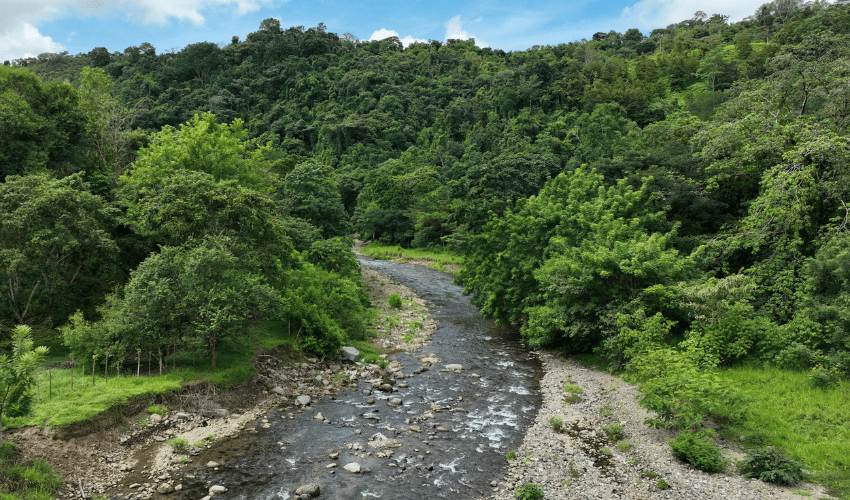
[8,259,436,499]
[493,352,834,500]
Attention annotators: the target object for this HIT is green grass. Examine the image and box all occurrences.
[359,242,462,275]
[0,442,62,499]
[9,320,307,430]
[717,365,850,498]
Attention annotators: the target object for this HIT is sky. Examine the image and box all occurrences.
[1,0,773,62]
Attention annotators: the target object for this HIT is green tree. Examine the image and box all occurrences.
[0,66,86,179]
[0,174,118,325]
[121,112,277,194]
[119,170,295,276]
[0,325,48,443]
[77,66,143,197]
[121,237,278,368]
[282,161,351,238]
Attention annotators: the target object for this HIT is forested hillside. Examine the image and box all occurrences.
[3,0,850,393]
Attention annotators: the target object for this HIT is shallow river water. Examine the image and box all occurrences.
[179,257,543,499]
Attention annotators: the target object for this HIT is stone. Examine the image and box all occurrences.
[368,432,401,448]
[343,462,361,473]
[156,483,174,494]
[214,409,230,418]
[314,412,324,420]
[206,461,220,468]
[445,364,463,371]
[294,483,320,497]
[340,346,360,362]
[391,398,402,405]
[209,485,227,494]
[296,395,312,406]
[272,386,287,396]
[174,412,191,420]
[148,414,163,424]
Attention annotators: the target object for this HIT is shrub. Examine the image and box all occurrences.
[563,394,582,404]
[166,438,190,454]
[616,440,632,452]
[774,343,822,371]
[515,483,544,500]
[669,431,726,472]
[506,449,516,462]
[632,348,746,430]
[656,478,669,489]
[388,293,403,309]
[602,423,624,441]
[563,384,583,394]
[549,416,564,432]
[146,405,167,415]
[738,447,804,484]
[807,364,838,389]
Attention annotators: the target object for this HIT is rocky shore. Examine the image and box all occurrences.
[492,352,834,500]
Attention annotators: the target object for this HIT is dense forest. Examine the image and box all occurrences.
[3,0,850,389]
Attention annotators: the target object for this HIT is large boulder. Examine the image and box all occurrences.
[340,346,360,363]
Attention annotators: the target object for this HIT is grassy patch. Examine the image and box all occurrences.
[359,242,462,275]
[717,365,850,497]
[0,442,62,499]
[9,319,319,430]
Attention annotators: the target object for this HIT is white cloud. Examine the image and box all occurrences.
[369,28,427,48]
[620,0,766,28]
[0,0,272,59]
[0,22,63,60]
[445,15,488,47]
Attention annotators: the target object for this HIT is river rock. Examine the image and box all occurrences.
[368,432,401,448]
[314,412,324,420]
[296,395,312,406]
[148,413,163,424]
[445,363,463,371]
[209,485,227,494]
[294,483,320,497]
[391,398,402,405]
[343,462,361,473]
[206,461,220,468]
[272,386,287,396]
[214,409,230,418]
[340,346,360,362]
[156,482,174,494]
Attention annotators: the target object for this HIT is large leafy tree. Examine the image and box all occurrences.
[281,161,351,238]
[119,170,296,276]
[0,66,86,179]
[120,112,278,194]
[0,174,118,325]
[121,237,278,368]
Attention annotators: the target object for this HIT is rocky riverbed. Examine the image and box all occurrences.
[492,352,835,500]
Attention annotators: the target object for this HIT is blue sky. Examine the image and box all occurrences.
[2,0,771,62]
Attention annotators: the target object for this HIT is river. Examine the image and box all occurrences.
[177,257,543,499]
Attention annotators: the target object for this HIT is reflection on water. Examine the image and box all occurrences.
[176,257,542,500]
